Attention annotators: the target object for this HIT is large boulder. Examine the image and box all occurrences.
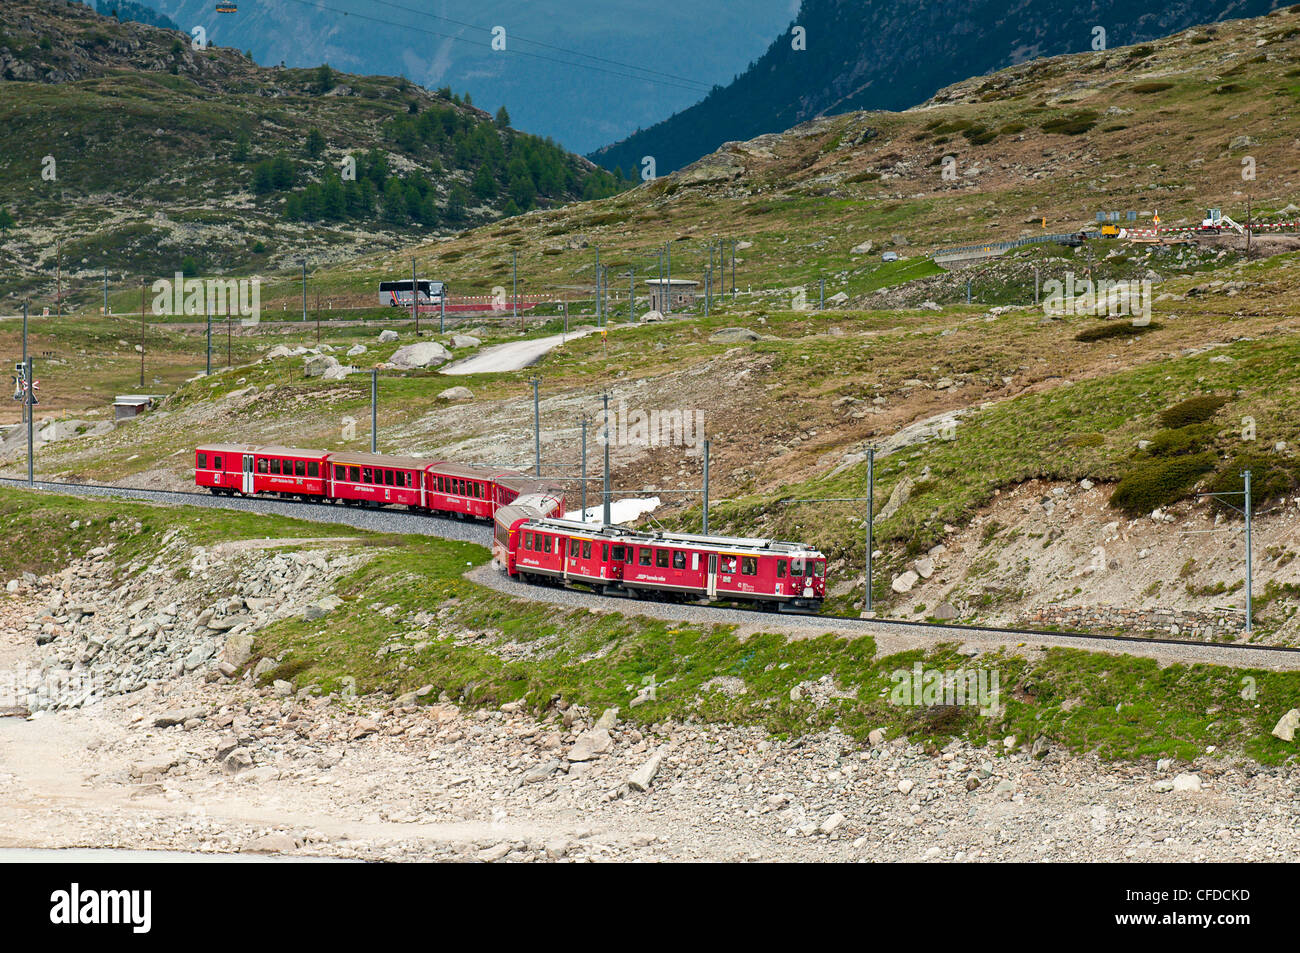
[438,386,474,402]
[378,329,399,343]
[320,364,357,381]
[708,327,759,343]
[449,334,481,349]
[390,342,451,369]
[346,344,368,357]
[304,354,339,378]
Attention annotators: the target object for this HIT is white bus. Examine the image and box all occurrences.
[379,279,446,307]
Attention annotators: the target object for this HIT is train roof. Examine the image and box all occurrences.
[428,461,507,479]
[327,451,435,470]
[521,517,823,556]
[255,445,332,459]
[195,443,257,454]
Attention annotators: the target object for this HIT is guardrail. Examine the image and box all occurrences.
[931,231,1101,260]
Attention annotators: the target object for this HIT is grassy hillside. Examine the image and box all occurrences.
[8,6,1300,637]
[5,487,1298,764]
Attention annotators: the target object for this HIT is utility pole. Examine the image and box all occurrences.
[140,277,146,387]
[315,292,321,345]
[819,276,825,310]
[411,258,418,333]
[704,268,711,318]
[1244,469,1253,634]
[702,437,710,534]
[602,391,611,526]
[531,377,541,476]
[205,294,211,376]
[666,242,672,311]
[439,289,445,333]
[103,267,109,316]
[731,239,737,297]
[301,259,308,323]
[371,369,378,453]
[22,301,32,486]
[578,415,588,521]
[865,446,875,615]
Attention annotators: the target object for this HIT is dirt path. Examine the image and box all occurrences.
[440,328,596,375]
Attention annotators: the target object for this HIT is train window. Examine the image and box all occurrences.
[257,458,268,474]
[656,549,670,569]
[308,462,319,478]
[790,561,804,576]
[639,548,652,566]
[612,545,623,561]
[691,553,700,571]
[625,547,634,563]
[672,551,685,570]
[601,545,609,562]
[213,456,222,469]
[582,541,592,559]
[361,467,371,483]
[385,470,394,486]
[406,471,414,487]
[722,556,737,573]
[295,460,305,477]
[267,459,278,475]
[349,466,360,482]
[812,562,824,577]
[777,560,787,578]
[475,482,483,499]
[741,557,757,575]
[197,453,207,469]
[524,532,533,550]
[543,535,552,554]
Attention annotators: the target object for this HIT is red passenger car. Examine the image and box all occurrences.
[327,452,429,508]
[495,511,827,612]
[249,446,331,499]
[195,444,257,495]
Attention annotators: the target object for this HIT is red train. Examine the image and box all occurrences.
[493,504,826,612]
[194,444,565,520]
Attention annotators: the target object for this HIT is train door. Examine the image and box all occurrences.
[707,554,717,598]
[242,454,255,494]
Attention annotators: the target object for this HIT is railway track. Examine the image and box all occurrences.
[4,476,1297,667]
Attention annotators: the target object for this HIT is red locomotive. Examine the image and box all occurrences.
[194,444,564,521]
[494,506,826,612]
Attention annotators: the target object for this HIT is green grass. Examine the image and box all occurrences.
[4,486,1298,764]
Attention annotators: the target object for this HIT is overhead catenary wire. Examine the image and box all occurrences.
[276,0,714,93]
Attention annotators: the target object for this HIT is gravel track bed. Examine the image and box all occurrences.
[468,565,1300,671]
[0,479,493,545]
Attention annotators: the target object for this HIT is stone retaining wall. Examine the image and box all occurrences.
[1019,604,1247,641]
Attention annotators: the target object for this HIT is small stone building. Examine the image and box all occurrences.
[644,279,698,314]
